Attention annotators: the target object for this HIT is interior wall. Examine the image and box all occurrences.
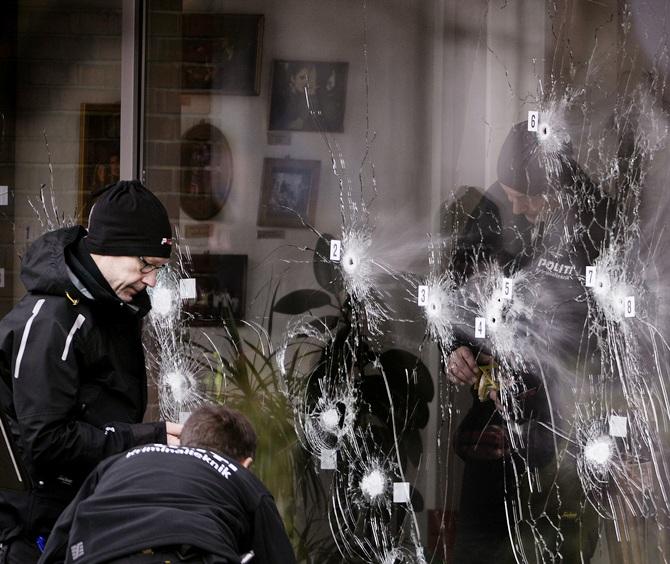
[144,0,434,329]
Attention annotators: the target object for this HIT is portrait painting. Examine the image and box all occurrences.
[78,103,120,224]
[268,60,348,132]
[257,158,320,229]
[182,14,264,95]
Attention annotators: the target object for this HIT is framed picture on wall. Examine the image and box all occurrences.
[182,14,264,95]
[268,60,348,132]
[78,103,120,223]
[182,254,248,325]
[180,122,233,221]
[257,158,320,229]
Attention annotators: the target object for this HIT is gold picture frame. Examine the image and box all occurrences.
[78,103,120,224]
[182,14,264,95]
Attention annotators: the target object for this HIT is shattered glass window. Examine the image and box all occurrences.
[4,0,670,561]
[138,0,670,561]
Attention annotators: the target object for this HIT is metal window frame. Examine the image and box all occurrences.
[120,0,145,181]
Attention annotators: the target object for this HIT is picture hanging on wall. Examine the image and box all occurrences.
[182,254,247,325]
[257,158,320,229]
[78,103,120,224]
[180,122,233,221]
[182,13,264,95]
[268,60,348,132]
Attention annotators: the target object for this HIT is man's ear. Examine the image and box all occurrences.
[241,457,253,469]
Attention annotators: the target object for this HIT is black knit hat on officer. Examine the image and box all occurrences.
[85,180,173,259]
[496,121,575,196]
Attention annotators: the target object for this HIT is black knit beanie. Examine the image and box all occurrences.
[85,180,173,258]
[496,121,574,195]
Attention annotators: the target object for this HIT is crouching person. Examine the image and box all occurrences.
[38,405,297,564]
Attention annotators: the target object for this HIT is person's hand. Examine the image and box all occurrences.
[166,421,183,446]
[446,346,491,386]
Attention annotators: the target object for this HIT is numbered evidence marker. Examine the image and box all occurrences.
[609,415,628,437]
[475,317,486,338]
[393,482,411,503]
[179,278,197,299]
[320,449,337,470]
[502,278,514,300]
[624,296,636,318]
[527,111,539,132]
[584,266,596,288]
[330,239,342,262]
[417,285,428,306]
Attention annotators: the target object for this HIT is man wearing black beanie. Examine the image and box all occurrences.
[0,180,182,563]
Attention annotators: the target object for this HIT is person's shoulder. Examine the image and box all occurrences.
[231,465,276,500]
[123,443,180,459]
[123,445,240,473]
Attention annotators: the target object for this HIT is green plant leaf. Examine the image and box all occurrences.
[307,315,341,333]
[273,289,332,314]
[409,400,430,429]
[267,280,281,338]
[402,428,423,466]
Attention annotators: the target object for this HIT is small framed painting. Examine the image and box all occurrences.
[257,158,320,229]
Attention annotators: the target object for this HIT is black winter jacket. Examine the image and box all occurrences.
[0,226,166,542]
[38,444,297,564]
[452,173,612,464]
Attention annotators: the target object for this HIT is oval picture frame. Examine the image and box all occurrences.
[180,122,233,220]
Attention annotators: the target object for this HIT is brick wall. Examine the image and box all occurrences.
[144,0,183,220]
[12,0,122,292]
[0,1,17,317]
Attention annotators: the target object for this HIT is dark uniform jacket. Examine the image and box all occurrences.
[0,226,166,543]
[451,172,612,561]
[452,173,612,463]
[38,444,297,564]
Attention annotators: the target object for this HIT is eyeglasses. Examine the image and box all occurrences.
[138,256,167,274]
